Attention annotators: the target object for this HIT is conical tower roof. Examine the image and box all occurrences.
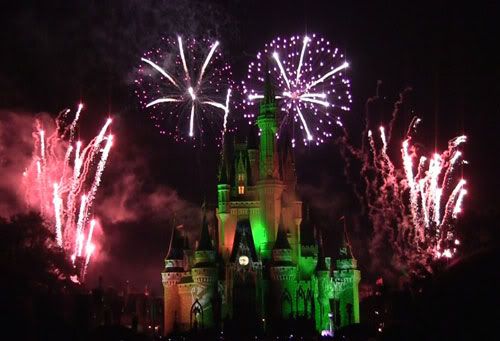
[315,231,328,272]
[273,215,291,250]
[166,224,184,260]
[218,132,232,184]
[263,62,275,106]
[338,225,353,259]
[197,205,214,251]
[300,205,316,246]
[247,123,259,150]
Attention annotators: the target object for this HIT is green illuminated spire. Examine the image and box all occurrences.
[339,217,353,259]
[218,132,232,184]
[316,231,328,272]
[262,64,275,109]
[257,62,278,179]
[300,205,315,246]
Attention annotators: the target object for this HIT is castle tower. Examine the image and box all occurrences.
[257,69,278,180]
[247,123,259,184]
[299,207,318,279]
[269,216,297,321]
[190,210,218,330]
[315,233,331,332]
[256,70,284,259]
[217,137,233,259]
[332,229,361,328]
[225,220,264,332]
[162,225,185,335]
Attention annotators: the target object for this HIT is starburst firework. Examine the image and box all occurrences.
[243,34,352,147]
[136,36,233,142]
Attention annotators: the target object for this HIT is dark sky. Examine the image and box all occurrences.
[0,0,498,293]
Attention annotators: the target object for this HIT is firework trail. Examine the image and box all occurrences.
[136,36,233,142]
[338,88,468,280]
[243,34,352,147]
[22,104,113,281]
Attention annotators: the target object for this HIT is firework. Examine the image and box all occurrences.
[22,103,113,281]
[136,36,233,142]
[243,34,352,147]
[338,88,468,279]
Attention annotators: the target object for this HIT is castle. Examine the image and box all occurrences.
[161,78,360,336]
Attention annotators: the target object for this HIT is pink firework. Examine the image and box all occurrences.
[22,103,113,280]
[135,36,233,143]
[339,88,468,279]
[243,34,352,147]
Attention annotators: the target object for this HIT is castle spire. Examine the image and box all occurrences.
[247,123,259,150]
[166,224,184,260]
[273,215,291,250]
[197,203,214,251]
[218,132,231,184]
[262,62,275,107]
[257,62,278,180]
[315,231,328,272]
[339,216,353,259]
[300,204,315,246]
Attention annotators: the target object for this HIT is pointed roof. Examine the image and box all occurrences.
[247,123,259,150]
[273,215,291,250]
[300,205,316,246]
[197,205,214,251]
[166,225,184,260]
[229,219,258,262]
[218,133,231,184]
[338,226,353,259]
[259,62,277,120]
[263,62,275,105]
[316,231,328,272]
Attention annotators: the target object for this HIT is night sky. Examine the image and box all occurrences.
[0,0,498,294]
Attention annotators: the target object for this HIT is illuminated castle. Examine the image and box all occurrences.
[161,78,360,336]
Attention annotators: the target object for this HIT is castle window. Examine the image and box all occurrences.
[238,186,245,194]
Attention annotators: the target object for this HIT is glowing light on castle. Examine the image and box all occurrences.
[243,34,352,147]
[22,103,113,280]
[136,36,233,142]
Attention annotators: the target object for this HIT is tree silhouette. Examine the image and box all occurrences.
[0,212,79,338]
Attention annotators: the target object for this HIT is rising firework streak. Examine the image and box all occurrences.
[22,103,113,280]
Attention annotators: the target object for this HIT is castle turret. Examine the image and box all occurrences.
[257,67,278,180]
[247,123,259,184]
[191,209,218,330]
[162,225,185,335]
[332,225,361,328]
[315,232,331,332]
[270,216,297,321]
[299,207,318,279]
[256,69,284,259]
[217,136,233,258]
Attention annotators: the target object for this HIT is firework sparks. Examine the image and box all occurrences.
[243,34,352,146]
[338,88,468,279]
[136,36,233,142]
[22,103,113,280]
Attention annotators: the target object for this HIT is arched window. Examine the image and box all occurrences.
[190,299,203,330]
[296,287,306,317]
[281,289,293,319]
